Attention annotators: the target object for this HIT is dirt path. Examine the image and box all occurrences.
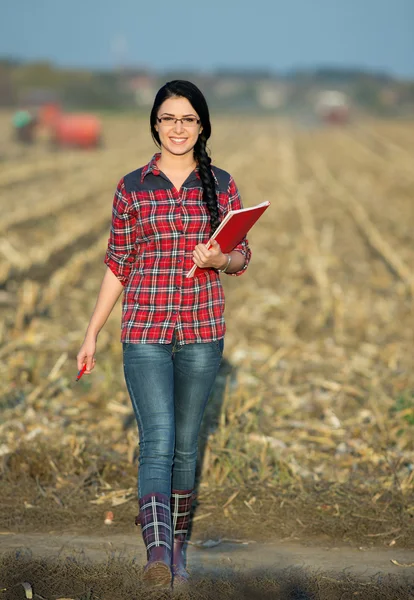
[1,532,413,582]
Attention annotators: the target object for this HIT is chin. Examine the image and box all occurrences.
[166,144,193,156]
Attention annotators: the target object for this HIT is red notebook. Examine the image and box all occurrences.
[186,200,270,278]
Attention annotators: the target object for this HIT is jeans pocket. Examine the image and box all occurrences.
[123,342,134,355]
[214,338,224,356]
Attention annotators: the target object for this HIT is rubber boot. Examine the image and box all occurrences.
[170,489,196,585]
[136,492,172,587]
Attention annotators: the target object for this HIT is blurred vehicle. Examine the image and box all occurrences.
[37,101,62,128]
[50,113,103,149]
[315,90,350,125]
[16,89,103,149]
[12,109,37,144]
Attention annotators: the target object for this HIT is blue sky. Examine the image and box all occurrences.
[2,0,414,78]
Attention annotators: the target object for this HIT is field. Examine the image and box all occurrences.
[0,111,414,598]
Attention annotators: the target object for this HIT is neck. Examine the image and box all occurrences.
[158,150,196,173]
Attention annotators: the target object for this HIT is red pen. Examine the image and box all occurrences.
[75,364,87,382]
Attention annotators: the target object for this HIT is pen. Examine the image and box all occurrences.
[75,364,87,382]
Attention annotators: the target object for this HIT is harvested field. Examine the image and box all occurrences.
[0,111,414,598]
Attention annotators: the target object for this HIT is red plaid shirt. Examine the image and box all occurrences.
[104,153,251,344]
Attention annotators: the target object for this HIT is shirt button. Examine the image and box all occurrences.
[177,259,182,264]
[178,230,184,234]
[175,285,181,290]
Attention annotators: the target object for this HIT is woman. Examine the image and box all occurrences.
[77,80,251,587]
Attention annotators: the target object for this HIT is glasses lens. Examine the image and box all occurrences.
[182,117,198,126]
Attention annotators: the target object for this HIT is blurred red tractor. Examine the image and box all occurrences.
[50,112,103,149]
[38,101,103,149]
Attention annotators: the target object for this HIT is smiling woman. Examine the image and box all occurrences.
[153,96,203,191]
[76,80,252,589]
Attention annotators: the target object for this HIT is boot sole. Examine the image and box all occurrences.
[173,574,190,589]
[143,561,172,587]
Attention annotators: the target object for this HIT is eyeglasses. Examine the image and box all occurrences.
[157,116,200,127]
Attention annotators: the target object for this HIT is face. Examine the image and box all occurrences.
[154,96,203,159]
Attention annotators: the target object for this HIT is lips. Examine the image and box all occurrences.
[169,137,188,145]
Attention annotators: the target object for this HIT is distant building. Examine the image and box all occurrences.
[256,81,287,109]
[315,90,350,124]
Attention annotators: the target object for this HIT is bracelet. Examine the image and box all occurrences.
[218,253,231,273]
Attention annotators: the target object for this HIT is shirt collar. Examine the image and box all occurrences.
[140,153,161,182]
[140,152,219,186]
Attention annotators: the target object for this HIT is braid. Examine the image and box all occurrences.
[194,135,220,233]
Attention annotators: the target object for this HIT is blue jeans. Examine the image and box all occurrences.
[123,335,224,497]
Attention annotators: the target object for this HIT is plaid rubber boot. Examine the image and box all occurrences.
[170,489,196,584]
[136,492,172,587]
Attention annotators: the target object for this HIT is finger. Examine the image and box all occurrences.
[193,250,210,268]
[192,248,203,264]
[210,239,221,253]
[193,253,208,267]
[85,355,95,372]
[195,243,212,257]
[193,246,211,262]
[77,353,87,371]
[193,246,204,258]
[205,242,221,258]
[192,254,204,268]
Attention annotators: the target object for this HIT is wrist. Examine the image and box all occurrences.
[218,253,228,269]
[85,327,99,341]
[217,253,231,273]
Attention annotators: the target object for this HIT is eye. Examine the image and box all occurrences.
[183,117,197,124]
[161,117,174,123]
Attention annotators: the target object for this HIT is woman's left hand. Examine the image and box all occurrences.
[192,239,226,270]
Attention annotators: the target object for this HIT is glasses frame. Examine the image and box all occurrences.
[156,116,201,127]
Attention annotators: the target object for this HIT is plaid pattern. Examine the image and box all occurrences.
[171,489,196,540]
[137,492,172,552]
[104,153,252,345]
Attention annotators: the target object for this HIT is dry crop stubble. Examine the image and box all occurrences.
[0,115,413,553]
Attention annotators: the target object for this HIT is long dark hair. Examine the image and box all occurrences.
[150,80,220,233]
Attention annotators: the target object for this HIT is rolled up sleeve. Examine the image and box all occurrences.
[225,176,252,276]
[104,178,137,286]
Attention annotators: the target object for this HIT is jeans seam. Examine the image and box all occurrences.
[123,366,146,496]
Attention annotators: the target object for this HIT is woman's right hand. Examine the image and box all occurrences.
[77,336,97,374]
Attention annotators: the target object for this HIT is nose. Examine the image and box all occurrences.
[173,119,184,133]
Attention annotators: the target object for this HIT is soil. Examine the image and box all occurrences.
[1,531,414,580]
[1,528,414,600]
